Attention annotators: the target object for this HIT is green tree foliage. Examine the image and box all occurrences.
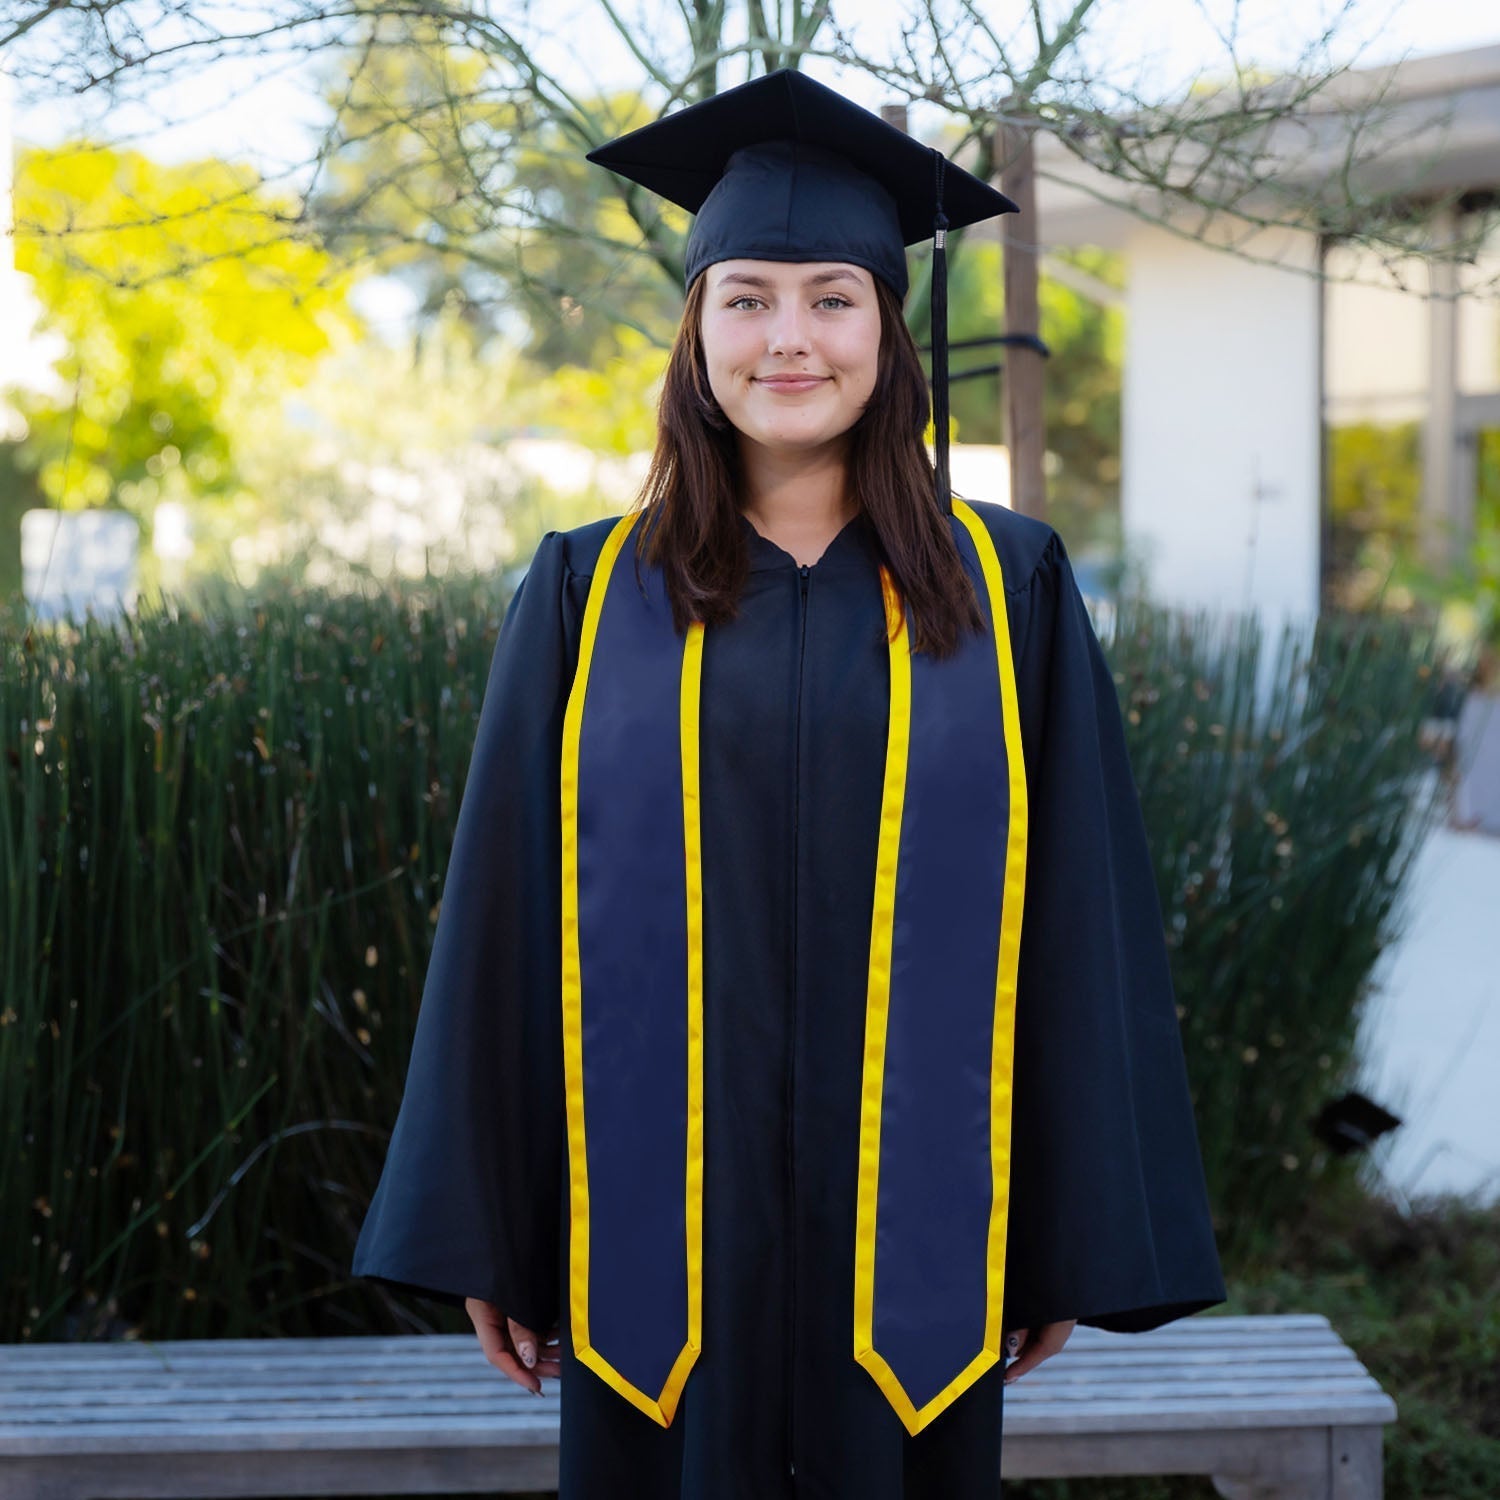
[306,14,1123,486]
[933,239,1123,545]
[504,106,688,367]
[1325,422,1500,673]
[1323,421,1422,612]
[6,33,1128,576]
[185,305,640,591]
[307,16,684,367]
[11,143,359,517]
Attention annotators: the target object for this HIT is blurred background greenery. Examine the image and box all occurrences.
[0,17,1132,600]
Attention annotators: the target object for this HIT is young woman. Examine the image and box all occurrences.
[353,70,1225,1500]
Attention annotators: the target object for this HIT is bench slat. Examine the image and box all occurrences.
[0,1375,1392,1427]
[0,1329,1354,1377]
[0,1391,1397,1459]
[0,1357,1379,1411]
[0,1345,1362,1387]
[0,1315,1337,1365]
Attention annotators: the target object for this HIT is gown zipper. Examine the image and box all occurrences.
[788,560,811,1485]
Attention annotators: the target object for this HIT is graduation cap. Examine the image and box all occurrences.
[586,69,1020,516]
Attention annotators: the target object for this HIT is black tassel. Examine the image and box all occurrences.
[931,150,951,517]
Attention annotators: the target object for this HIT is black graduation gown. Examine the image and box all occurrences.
[351,499,1227,1500]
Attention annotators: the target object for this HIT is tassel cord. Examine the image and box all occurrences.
[931,149,951,518]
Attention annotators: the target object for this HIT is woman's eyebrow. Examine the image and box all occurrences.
[715,269,866,289]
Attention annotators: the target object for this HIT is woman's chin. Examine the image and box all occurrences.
[742,423,852,456]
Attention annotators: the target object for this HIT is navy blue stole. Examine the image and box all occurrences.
[560,499,1027,1435]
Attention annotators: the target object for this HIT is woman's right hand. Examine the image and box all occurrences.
[465,1297,561,1395]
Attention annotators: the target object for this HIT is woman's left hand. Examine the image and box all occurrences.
[1002,1320,1077,1384]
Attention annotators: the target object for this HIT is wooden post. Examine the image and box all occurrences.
[999,120,1047,521]
[1422,207,1460,570]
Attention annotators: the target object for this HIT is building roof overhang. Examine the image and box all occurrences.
[1020,42,1500,249]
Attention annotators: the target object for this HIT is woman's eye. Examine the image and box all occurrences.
[725,293,851,310]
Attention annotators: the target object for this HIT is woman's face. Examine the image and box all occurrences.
[699,259,882,460]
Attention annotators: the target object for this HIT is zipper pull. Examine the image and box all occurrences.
[799,563,810,596]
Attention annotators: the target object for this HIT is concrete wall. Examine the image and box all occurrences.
[1119,222,1323,630]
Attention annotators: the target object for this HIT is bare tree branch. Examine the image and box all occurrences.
[8,0,1496,347]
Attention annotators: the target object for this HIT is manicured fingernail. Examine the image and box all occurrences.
[520,1343,535,1366]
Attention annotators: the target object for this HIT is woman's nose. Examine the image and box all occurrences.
[766,309,812,357]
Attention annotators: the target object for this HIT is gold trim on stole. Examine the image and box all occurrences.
[560,509,706,1426]
[852,497,1030,1435]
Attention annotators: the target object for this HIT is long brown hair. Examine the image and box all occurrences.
[629,272,985,658]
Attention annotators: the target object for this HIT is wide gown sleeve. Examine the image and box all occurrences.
[352,531,571,1335]
[1001,529,1228,1335]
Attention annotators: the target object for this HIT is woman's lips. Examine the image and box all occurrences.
[755,376,828,392]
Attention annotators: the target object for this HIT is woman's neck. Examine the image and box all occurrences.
[737,440,858,566]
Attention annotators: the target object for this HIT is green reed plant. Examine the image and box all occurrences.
[1104,601,1443,1260]
[1,566,1440,1341]
[1,561,522,1341]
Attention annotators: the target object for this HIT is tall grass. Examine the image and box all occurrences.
[1107,602,1442,1259]
[1,569,1440,1340]
[2,563,515,1340]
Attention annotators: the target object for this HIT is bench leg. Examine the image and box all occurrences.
[0,1463,66,1500]
[1213,1426,1385,1500]
[1330,1426,1383,1500]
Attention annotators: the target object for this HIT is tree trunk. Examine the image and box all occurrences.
[1000,121,1047,522]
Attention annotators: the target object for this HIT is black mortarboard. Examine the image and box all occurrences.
[586,69,1020,516]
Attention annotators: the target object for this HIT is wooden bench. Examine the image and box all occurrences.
[0,1313,1395,1499]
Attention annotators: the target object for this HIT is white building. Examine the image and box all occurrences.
[1033,43,1500,633]
[1025,46,1500,1206]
